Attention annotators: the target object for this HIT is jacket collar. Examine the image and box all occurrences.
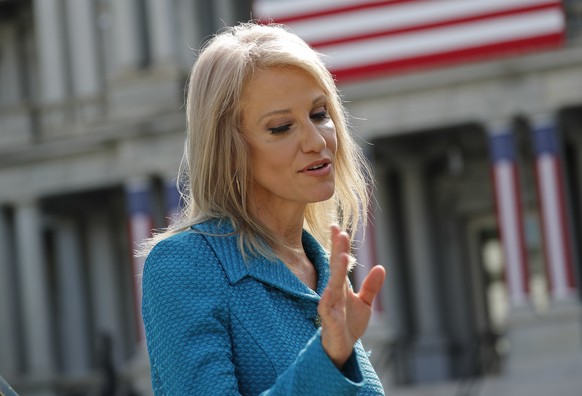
[192,218,330,302]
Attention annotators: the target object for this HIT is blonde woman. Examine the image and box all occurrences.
[142,22,386,395]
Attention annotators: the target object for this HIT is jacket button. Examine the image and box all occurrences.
[313,314,321,328]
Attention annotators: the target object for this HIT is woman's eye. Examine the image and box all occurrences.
[268,124,291,134]
[311,110,329,122]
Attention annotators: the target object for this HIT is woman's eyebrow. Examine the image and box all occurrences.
[259,108,291,122]
[258,95,327,122]
[312,95,327,105]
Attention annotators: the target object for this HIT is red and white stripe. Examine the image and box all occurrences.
[164,177,182,226]
[488,126,529,306]
[254,0,565,82]
[532,118,577,300]
[125,177,154,342]
[353,205,384,319]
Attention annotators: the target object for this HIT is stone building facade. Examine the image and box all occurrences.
[0,1,581,395]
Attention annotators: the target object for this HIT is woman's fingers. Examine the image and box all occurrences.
[358,265,386,306]
[319,225,350,333]
[327,225,350,291]
[319,226,387,369]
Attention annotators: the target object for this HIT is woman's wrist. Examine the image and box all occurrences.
[321,331,353,369]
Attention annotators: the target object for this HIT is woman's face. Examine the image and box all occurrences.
[241,67,337,213]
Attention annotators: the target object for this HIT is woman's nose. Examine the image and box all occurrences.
[301,121,326,153]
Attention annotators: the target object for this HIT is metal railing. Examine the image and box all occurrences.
[0,375,19,396]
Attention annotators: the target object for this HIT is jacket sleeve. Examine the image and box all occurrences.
[142,233,367,395]
[266,328,365,395]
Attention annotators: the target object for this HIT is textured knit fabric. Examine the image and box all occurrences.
[142,218,385,395]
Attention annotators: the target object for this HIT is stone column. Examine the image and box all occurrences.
[0,23,33,146]
[86,213,126,367]
[373,164,404,336]
[213,0,236,25]
[53,218,91,375]
[146,0,176,68]
[358,161,400,386]
[531,116,577,300]
[110,0,143,72]
[176,0,203,68]
[124,179,156,393]
[0,24,20,103]
[14,202,55,383]
[64,0,100,97]
[0,209,19,378]
[64,0,101,109]
[505,113,582,375]
[487,123,530,306]
[33,0,69,129]
[353,149,385,322]
[400,158,450,383]
[352,203,381,311]
[125,177,154,342]
[164,176,181,226]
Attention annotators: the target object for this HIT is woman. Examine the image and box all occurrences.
[141,22,386,395]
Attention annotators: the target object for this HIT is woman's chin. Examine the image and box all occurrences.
[309,186,335,203]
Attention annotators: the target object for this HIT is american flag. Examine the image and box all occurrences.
[164,178,182,226]
[125,178,154,341]
[353,204,384,318]
[254,0,566,82]
[532,118,577,300]
[488,126,530,306]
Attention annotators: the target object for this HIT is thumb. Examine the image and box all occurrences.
[358,265,386,306]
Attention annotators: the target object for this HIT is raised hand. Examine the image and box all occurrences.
[318,225,386,368]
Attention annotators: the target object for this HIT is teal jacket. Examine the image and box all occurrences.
[142,219,385,395]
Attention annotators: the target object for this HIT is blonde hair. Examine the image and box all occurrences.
[143,22,371,258]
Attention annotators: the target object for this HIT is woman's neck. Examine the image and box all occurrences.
[248,197,317,290]
[249,198,306,249]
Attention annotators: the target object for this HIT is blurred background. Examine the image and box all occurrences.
[0,0,581,395]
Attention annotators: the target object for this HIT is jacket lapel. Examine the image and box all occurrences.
[192,219,329,302]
